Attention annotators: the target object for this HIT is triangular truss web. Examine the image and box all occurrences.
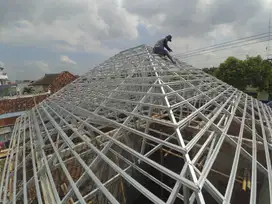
[1,44,272,204]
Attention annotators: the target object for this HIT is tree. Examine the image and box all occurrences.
[204,54,272,99]
[259,60,272,92]
[215,57,247,91]
[203,67,218,76]
[243,55,272,92]
[243,55,268,90]
[23,87,34,94]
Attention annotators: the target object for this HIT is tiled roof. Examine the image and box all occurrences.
[31,73,61,86]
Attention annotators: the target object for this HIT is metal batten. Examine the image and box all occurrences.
[1,44,272,204]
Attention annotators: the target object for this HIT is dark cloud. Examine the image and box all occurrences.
[123,0,265,38]
[0,0,87,26]
[208,0,262,25]
[0,0,138,44]
[0,0,270,80]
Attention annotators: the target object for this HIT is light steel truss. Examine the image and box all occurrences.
[0,44,272,204]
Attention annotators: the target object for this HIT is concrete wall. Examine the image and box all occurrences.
[32,85,47,93]
[257,91,269,101]
[245,86,269,100]
[16,82,31,95]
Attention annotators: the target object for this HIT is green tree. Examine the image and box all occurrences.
[243,55,272,91]
[23,87,34,94]
[203,67,218,76]
[256,60,272,91]
[243,55,262,86]
[215,57,247,91]
[207,54,272,98]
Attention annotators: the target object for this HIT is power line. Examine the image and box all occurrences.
[175,36,269,60]
[186,51,267,67]
[186,53,249,64]
[174,32,268,57]
[173,32,269,58]
[176,35,269,59]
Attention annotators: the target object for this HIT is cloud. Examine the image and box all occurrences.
[60,55,77,65]
[122,0,272,68]
[4,61,51,80]
[122,0,264,38]
[25,61,50,73]
[0,0,139,56]
[1,0,272,81]
[0,61,4,67]
[0,0,269,56]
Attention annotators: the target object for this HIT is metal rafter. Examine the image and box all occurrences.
[1,44,272,204]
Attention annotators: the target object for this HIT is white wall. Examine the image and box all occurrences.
[32,85,45,93]
[17,82,30,95]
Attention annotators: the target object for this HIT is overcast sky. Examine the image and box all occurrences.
[1,0,272,80]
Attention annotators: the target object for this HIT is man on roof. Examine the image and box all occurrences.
[153,35,176,64]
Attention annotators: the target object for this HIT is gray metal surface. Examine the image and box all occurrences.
[0,44,271,204]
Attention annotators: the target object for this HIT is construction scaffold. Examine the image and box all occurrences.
[0,45,271,204]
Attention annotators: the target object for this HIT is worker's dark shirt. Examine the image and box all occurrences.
[154,38,171,51]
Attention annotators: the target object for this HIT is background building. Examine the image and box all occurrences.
[15,80,32,95]
[0,67,8,85]
[30,71,77,93]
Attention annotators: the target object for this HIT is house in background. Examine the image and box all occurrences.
[15,80,33,95]
[30,71,77,94]
[0,84,17,97]
[0,67,18,97]
[0,67,8,85]
[30,73,60,93]
[0,72,78,155]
